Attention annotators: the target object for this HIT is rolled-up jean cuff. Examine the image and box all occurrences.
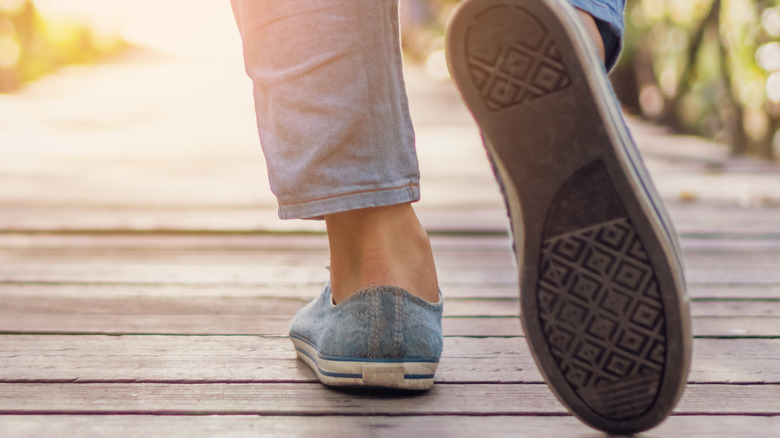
[566,0,625,71]
[278,182,421,220]
[232,0,421,222]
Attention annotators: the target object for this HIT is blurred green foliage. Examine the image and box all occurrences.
[0,0,123,93]
[403,0,780,160]
[616,0,780,159]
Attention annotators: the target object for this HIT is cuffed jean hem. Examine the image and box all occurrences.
[566,0,625,71]
[278,182,421,220]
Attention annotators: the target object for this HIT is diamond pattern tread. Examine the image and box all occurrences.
[464,4,571,110]
[539,216,666,420]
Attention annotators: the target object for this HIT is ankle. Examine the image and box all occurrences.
[325,204,439,304]
[576,9,606,64]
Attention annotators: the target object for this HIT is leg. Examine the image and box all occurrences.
[447,0,691,433]
[326,204,438,304]
[232,0,442,389]
[231,0,437,303]
[575,9,605,63]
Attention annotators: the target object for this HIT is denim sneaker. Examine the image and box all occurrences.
[289,285,443,390]
[446,0,692,433]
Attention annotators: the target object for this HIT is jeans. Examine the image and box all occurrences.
[231,0,626,219]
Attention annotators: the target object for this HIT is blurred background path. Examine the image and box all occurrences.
[1,1,780,234]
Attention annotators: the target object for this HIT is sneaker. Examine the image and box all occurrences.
[289,285,443,390]
[446,0,692,433]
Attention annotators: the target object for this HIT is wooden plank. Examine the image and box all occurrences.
[0,234,512,257]
[0,336,776,383]
[1,415,778,438]
[0,295,518,317]
[0,312,737,337]
[2,294,778,318]
[1,232,778,265]
[3,203,780,235]
[687,285,780,300]
[4,261,780,286]
[3,282,780,300]
[0,336,533,383]
[0,231,778,255]
[0,314,522,337]
[667,204,780,223]
[691,317,780,337]
[3,234,780,297]
[3,314,778,337]
[0,233,331,251]
[3,233,780,268]
[4,242,779,268]
[0,283,320,298]
[0,382,776,415]
[0,283,509,299]
[0,313,778,338]
[1,291,778,336]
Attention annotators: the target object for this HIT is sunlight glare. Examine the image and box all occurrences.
[756,42,780,72]
[0,35,20,68]
[766,71,780,103]
[0,0,26,14]
[424,49,451,81]
[762,7,780,37]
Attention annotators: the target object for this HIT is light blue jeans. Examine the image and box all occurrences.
[231,0,626,219]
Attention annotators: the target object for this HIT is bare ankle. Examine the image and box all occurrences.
[325,204,439,304]
[576,9,606,64]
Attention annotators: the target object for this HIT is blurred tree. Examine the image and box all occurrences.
[404,0,780,160]
[0,0,34,90]
[614,0,780,160]
[401,0,459,62]
[0,0,123,93]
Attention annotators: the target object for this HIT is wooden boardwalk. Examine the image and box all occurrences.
[2,4,780,434]
[2,205,780,436]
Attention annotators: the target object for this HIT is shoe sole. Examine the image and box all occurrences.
[446,0,692,433]
[291,336,438,390]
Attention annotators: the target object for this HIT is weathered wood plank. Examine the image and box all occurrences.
[0,314,525,337]
[5,245,780,268]
[0,336,775,383]
[2,231,778,248]
[3,203,780,235]
[0,382,776,415]
[667,203,780,223]
[1,291,778,336]
[1,415,777,438]
[0,295,517,317]
[4,282,780,300]
[0,232,777,262]
[3,233,780,267]
[2,294,778,318]
[4,262,780,286]
[5,243,780,268]
[691,317,780,337]
[0,234,513,257]
[0,314,777,337]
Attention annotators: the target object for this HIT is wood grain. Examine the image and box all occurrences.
[1,294,777,317]
[0,415,777,438]
[0,383,776,415]
[0,336,775,383]
[4,282,780,300]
